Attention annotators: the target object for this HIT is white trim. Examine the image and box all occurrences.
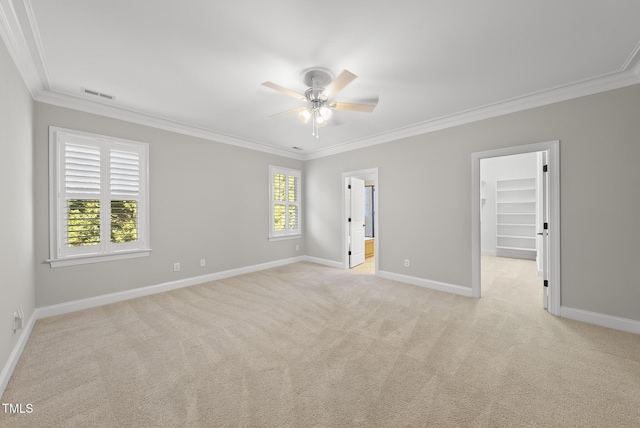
[35,90,306,160]
[3,260,638,399]
[342,168,379,275]
[268,165,302,239]
[303,71,640,160]
[561,307,640,335]
[301,256,344,269]
[3,0,640,161]
[48,127,151,266]
[378,270,473,297]
[47,250,150,268]
[36,256,306,319]
[494,248,536,260]
[0,312,37,398]
[0,0,45,97]
[267,235,302,242]
[471,141,561,315]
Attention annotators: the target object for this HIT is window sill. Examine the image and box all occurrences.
[47,249,151,268]
[268,235,302,242]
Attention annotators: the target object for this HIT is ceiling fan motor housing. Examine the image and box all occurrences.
[305,87,327,105]
[300,67,334,88]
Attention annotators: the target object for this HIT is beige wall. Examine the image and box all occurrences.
[0,38,35,371]
[33,103,303,307]
[305,84,640,321]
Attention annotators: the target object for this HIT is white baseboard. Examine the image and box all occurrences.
[378,270,473,297]
[301,256,343,269]
[36,256,306,319]
[495,248,536,260]
[560,306,640,335]
[0,312,37,399]
[6,260,637,400]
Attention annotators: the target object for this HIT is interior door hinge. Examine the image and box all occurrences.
[543,164,548,172]
[543,222,548,230]
[348,217,351,222]
[348,251,352,256]
[348,184,351,189]
[543,280,549,287]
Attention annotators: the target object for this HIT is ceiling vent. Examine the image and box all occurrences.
[82,87,115,100]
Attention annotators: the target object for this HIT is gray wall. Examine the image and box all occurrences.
[34,103,303,307]
[305,84,640,321]
[0,39,35,372]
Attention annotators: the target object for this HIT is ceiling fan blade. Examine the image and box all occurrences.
[262,81,307,102]
[321,70,357,101]
[329,101,378,113]
[268,106,308,118]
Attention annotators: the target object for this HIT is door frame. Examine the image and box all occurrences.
[471,141,561,315]
[342,168,379,274]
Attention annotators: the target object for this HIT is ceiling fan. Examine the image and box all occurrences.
[262,68,378,138]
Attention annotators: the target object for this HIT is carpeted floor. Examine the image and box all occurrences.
[1,257,639,427]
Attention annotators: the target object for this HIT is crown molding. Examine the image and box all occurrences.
[302,69,640,160]
[0,0,45,96]
[32,68,640,163]
[3,0,640,162]
[34,89,306,160]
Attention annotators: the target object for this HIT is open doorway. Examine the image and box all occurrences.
[342,168,378,275]
[471,141,560,316]
[480,152,544,309]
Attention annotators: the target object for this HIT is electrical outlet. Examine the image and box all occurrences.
[200,259,206,267]
[404,259,410,267]
[173,262,180,272]
[13,309,23,332]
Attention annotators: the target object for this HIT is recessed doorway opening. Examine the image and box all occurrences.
[342,168,379,275]
[471,141,560,316]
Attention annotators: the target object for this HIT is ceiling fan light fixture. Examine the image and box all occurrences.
[299,108,312,123]
[319,106,332,121]
[262,68,378,139]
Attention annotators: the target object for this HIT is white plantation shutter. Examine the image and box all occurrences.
[110,147,140,197]
[269,166,301,239]
[287,175,299,230]
[64,142,101,196]
[60,137,102,255]
[50,127,150,266]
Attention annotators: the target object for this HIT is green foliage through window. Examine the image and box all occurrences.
[270,166,301,237]
[67,199,101,246]
[274,174,286,201]
[111,200,138,243]
[288,205,298,230]
[274,204,286,231]
[67,199,138,247]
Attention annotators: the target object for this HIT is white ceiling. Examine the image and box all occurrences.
[3,0,640,159]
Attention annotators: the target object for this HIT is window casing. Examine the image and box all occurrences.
[49,127,150,267]
[269,166,301,240]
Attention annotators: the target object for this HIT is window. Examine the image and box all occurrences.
[269,166,301,240]
[48,127,150,267]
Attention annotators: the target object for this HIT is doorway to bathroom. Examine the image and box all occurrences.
[342,168,378,275]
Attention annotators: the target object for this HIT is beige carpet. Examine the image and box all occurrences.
[2,257,639,427]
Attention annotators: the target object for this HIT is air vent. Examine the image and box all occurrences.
[82,87,115,100]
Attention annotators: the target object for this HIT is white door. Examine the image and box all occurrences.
[349,177,366,268]
[540,151,550,309]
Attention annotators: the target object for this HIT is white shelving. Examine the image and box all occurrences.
[496,177,536,258]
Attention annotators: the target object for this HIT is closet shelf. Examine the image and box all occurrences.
[496,177,536,257]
